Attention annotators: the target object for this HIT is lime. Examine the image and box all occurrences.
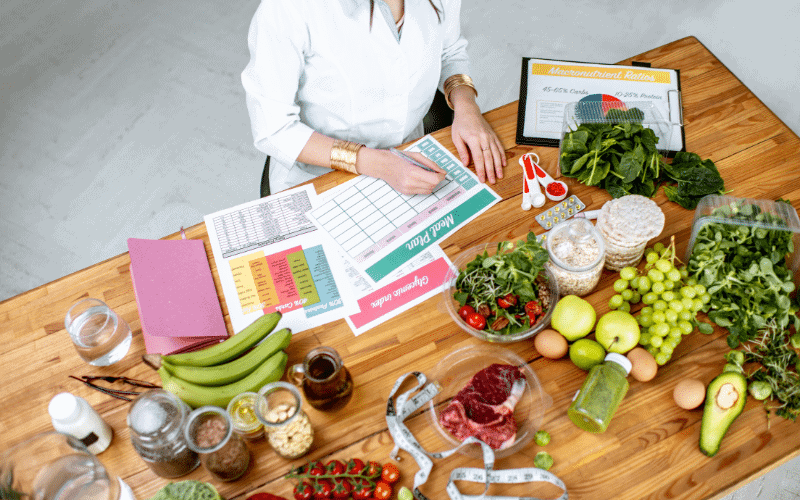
[569,339,606,370]
[149,481,221,500]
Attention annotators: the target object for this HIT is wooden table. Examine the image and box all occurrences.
[2,36,799,500]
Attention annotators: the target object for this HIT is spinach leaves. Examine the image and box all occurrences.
[559,112,725,209]
[687,200,799,347]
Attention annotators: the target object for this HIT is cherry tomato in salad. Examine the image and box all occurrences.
[525,300,542,316]
[293,482,313,500]
[497,293,518,309]
[458,304,475,320]
[380,463,401,484]
[466,312,487,330]
[374,481,393,500]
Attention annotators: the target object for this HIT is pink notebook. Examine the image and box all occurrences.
[128,237,229,355]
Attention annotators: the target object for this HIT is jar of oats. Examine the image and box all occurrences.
[255,382,314,459]
[545,218,605,296]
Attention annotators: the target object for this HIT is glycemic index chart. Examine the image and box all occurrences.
[310,136,501,283]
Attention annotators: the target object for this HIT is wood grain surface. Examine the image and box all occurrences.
[2,36,799,500]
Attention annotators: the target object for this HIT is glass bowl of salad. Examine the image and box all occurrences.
[443,233,560,343]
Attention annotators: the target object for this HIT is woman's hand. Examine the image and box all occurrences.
[449,87,506,184]
[357,148,446,195]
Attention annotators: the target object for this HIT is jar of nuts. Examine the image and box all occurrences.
[545,218,605,297]
[255,382,314,459]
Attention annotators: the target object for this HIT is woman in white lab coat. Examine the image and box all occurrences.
[241,0,506,196]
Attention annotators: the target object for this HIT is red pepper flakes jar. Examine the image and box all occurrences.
[185,406,252,482]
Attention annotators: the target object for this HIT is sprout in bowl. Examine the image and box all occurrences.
[444,232,559,343]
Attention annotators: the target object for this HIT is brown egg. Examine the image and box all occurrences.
[626,347,658,382]
[673,378,706,410]
[534,329,569,359]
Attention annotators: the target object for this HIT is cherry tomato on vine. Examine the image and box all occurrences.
[374,481,393,500]
[351,479,374,500]
[458,304,475,320]
[312,479,333,499]
[325,459,346,475]
[365,461,382,478]
[293,482,313,500]
[346,458,365,475]
[465,312,486,330]
[331,478,353,499]
[380,463,401,484]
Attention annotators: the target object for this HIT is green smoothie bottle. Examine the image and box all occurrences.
[568,353,632,433]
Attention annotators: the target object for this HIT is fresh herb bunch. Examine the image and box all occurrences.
[687,200,799,347]
[454,232,550,335]
[742,320,800,421]
[559,109,725,208]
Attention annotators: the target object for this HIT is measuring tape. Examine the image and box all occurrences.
[386,372,568,500]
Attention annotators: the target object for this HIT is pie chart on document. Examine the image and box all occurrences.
[578,93,628,117]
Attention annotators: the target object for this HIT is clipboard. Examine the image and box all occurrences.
[516,57,685,156]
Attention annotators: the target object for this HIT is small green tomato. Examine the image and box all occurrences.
[748,381,772,401]
[534,451,554,470]
[534,430,551,446]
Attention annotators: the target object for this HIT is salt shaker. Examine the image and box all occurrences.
[48,392,113,454]
[127,389,200,478]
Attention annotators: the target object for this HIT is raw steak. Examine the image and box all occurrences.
[438,363,526,450]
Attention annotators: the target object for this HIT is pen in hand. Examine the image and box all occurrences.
[389,148,439,173]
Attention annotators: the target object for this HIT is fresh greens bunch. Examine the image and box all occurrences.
[454,232,550,335]
[687,200,799,347]
[559,110,724,208]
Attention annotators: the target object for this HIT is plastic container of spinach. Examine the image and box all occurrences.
[686,195,800,276]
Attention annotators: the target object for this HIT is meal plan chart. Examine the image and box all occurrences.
[204,185,358,333]
[310,136,501,283]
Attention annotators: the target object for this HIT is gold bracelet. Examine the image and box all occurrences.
[443,74,478,110]
[330,140,364,175]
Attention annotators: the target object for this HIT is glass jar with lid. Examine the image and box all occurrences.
[545,218,605,296]
[255,382,314,459]
[127,389,199,478]
[185,406,252,482]
[227,392,265,442]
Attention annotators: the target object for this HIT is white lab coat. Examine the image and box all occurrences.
[241,0,471,193]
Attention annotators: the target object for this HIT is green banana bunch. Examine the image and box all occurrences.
[150,312,291,408]
[164,312,282,366]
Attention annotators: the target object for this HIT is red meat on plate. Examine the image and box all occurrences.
[438,363,526,450]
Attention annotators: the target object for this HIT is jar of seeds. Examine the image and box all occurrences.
[545,218,605,296]
[255,382,313,459]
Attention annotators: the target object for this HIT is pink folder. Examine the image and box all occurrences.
[128,237,229,355]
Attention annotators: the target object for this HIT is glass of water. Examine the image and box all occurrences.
[0,432,121,500]
[65,299,132,366]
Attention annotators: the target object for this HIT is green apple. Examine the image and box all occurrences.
[569,339,606,370]
[595,310,641,354]
[550,295,596,341]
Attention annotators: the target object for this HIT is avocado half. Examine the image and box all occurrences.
[699,371,747,457]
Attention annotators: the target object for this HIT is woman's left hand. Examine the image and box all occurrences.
[449,91,506,184]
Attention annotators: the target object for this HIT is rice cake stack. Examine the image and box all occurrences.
[596,195,665,271]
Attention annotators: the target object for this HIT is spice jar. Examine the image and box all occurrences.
[568,353,632,433]
[227,392,265,442]
[185,406,252,482]
[127,389,199,478]
[545,218,605,296]
[255,382,314,459]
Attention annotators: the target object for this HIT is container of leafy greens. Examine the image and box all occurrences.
[686,195,800,347]
[557,101,725,209]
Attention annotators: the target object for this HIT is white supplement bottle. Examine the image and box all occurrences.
[48,392,113,454]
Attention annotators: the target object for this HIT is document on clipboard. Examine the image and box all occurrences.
[516,57,684,155]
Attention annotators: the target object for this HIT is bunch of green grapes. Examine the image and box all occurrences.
[608,239,712,366]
